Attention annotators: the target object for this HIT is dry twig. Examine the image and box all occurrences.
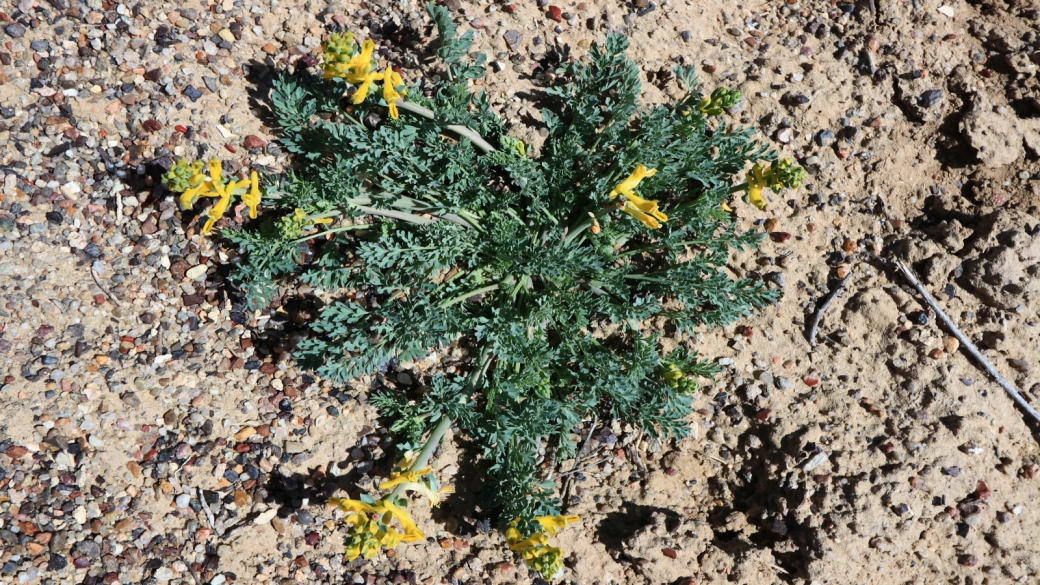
[896,259,1040,426]
[90,267,123,308]
[561,415,598,511]
[808,271,852,346]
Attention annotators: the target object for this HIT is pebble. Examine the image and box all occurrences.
[185,264,208,280]
[918,89,943,107]
[4,23,26,38]
[175,494,191,508]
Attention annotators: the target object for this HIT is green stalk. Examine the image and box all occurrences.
[618,238,711,258]
[386,347,494,501]
[439,283,500,308]
[396,101,497,154]
[386,415,453,502]
[290,223,374,244]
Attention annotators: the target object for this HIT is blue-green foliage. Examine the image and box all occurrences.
[229,5,779,524]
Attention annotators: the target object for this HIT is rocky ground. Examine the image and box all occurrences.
[2,0,1040,584]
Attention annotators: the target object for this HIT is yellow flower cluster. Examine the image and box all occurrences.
[329,452,455,562]
[505,515,580,579]
[744,158,806,210]
[329,498,424,561]
[609,164,667,229]
[696,87,742,117]
[164,158,262,234]
[321,32,408,119]
[276,208,333,239]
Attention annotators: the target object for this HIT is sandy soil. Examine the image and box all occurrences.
[1,0,1040,583]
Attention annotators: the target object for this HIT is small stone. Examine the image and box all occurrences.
[143,119,163,132]
[503,29,523,51]
[547,5,562,21]
[185,264,208,280]
[183,85,203,102]
[958,555,978,567]
[816,129,834,146]
[4,23,26,39]
[5,445,28,458]
[776,128,792,143]
[233,490,250,506]
[175,494,191,508]
[243,135,265,149]
[918,89,943,108]
[271,517,286,534]
[234,426,256,441]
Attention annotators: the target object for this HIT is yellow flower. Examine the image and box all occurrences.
[535,515,580,536]
[329,497,425,561]
[201,193,232,234]
[609,164,656,199]
[380,500,424,543]
[173,160,218,210]
[745,163,767,210]
[663,364,684,388]
[742,159,805,211]
[378,467,431,489]
[347,40,385,104]
[505,516,579,579]
[609,165,667,229]
[381,67,406,119]
[378,466,455,506]
[241,171,262,219]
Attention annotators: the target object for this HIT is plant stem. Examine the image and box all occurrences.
[387,415,453,501]
[385,347,494,501]
[618,238,712,258]
[439,283,500,308]
[290,223,374,244]
[396,101,497,154]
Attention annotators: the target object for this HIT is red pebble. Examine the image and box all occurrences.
[754,408,772,421]
[142,119,163,132]
[305,531,320,546]
[974,480,991,501]
[243,135,265,149]
[771,231,792,243]
[175,125,188,133]
[803,375,820,387]
[224,144,237,153]
[547,5,562,22]
[662,548,677,559]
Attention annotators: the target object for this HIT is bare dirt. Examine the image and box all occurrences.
[2,0,1040,584]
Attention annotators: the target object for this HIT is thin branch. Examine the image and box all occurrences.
[555,457,611,478]
[91,267,123,308]
[895,259,1040,426]
[807,271,852,346]
[561,415,598,512]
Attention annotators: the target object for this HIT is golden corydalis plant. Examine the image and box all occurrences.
[203,3,805,578]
